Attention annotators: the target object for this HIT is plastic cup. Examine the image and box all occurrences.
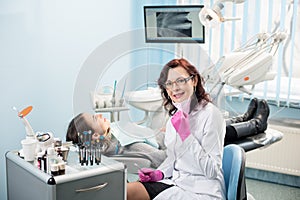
[21,138,37,161]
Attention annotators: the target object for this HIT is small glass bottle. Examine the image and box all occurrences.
[58,162,66,175]
[37,152,44,170]
[42,150,47,173]
[51,164,59,176]
[47,147,57,174]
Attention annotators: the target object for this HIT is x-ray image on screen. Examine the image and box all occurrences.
[156,12,192,38]
[144,5,205,43]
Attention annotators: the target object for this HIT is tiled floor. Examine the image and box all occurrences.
[246,178,300,200]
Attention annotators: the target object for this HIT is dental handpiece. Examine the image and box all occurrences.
[87,131,93,165]
[82,131,91,165]
[90,143,95,166]
[86,148,90,166]
[95,140,101,165]
[134,163,147,173]
[79,145,85,166]
[111,80,117,107]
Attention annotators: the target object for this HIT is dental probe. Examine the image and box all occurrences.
[134,163,147,173]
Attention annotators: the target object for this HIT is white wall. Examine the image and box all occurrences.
[0,0,132,199]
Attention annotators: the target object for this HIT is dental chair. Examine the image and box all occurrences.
[222,144,247,200]
[225,127,283,152]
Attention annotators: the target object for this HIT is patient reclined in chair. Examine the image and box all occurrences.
[66,113,167,169]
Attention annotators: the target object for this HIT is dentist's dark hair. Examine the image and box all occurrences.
[157,58,211,116]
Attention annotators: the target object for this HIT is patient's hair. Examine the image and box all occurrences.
[66,113,85,144]
[157,58,211,116]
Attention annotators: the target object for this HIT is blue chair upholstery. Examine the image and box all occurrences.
[223,144,247,200]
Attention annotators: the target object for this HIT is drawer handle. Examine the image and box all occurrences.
[75,182,108,193]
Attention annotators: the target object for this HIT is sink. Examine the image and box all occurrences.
[125,87,163,112]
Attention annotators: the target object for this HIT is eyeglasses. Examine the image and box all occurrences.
[164,75,194,89]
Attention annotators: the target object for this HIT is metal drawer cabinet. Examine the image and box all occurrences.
[6,151,126,200]
[56,170,124,199]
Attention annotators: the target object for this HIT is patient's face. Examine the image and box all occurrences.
[82,113,110,136]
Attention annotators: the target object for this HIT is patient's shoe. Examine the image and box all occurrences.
[253,99,270,132]
[225,100,269,143]
[226,98,258,125]
[243,98,259,121]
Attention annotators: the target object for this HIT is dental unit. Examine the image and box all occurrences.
[203,31,287,96]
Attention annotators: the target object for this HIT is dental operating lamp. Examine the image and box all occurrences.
[199,0,245,27]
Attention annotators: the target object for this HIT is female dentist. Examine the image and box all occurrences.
[127,58,226,200]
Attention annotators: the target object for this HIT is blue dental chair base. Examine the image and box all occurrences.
[223,144,247,200]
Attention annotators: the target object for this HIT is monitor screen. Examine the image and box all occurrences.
[144,5,205,43]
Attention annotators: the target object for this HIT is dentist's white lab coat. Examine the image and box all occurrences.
[155,102,226,200]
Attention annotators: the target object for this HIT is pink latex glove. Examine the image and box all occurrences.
[138,168,164,182]
[171,110,191,141]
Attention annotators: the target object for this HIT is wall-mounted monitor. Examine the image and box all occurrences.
[144,5,205,43]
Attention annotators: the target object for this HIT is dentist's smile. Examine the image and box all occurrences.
[173,92,185,99]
